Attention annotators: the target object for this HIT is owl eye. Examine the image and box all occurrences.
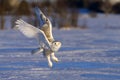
[46,18,48,22]
[54,42,57,45]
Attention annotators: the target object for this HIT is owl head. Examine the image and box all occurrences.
[51,41,62,52]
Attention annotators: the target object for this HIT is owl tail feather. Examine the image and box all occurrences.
[31,47,43,55]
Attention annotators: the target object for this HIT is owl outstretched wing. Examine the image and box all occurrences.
[15,19,51,49]
[34,7,54,43]
[34,7,46,27]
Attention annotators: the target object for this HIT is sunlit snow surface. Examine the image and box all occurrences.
[0,29,120,80]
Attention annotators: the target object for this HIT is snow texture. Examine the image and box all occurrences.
[0,29,120,80]
[78,14,120,29]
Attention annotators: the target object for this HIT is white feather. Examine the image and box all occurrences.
[15,19,51,49]
[39,11,54,43]
[15,19,39,38]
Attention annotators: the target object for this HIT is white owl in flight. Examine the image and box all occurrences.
[15,7,62,67]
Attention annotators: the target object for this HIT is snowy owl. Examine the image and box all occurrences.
[15,7,61,67]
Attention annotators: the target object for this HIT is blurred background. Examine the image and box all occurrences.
[0,0,120,30]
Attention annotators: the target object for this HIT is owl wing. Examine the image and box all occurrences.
[34,7,46,27]
[34,7,47,24]
[15,19,51,49]
[34,7,54,43]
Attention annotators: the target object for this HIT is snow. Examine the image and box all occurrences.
[0,29,120,80]
[78,14,120,29]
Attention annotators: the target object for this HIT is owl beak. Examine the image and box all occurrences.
[56,42,59,46]
[56,42,61,46]
[58,42,62,46]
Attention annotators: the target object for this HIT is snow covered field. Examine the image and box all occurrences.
[0,29,120,80]
[78,14,120,29]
